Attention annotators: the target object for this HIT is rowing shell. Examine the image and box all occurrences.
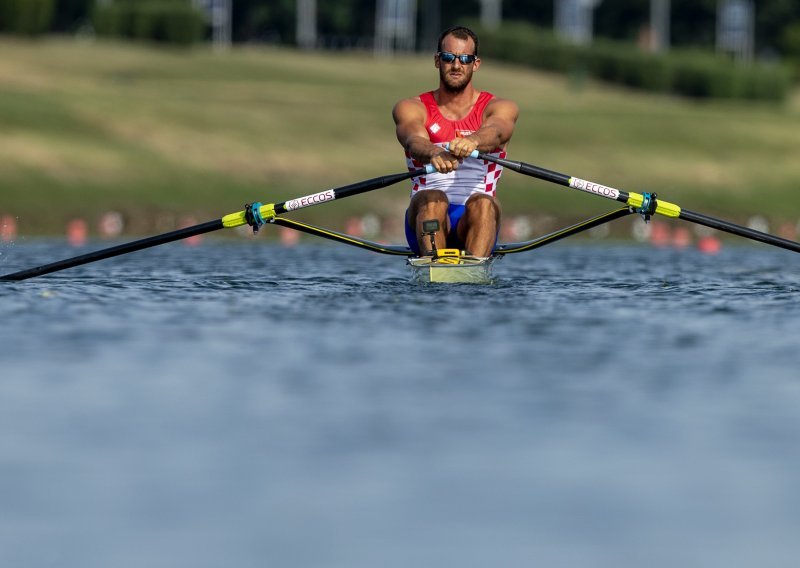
[407,255,496,284]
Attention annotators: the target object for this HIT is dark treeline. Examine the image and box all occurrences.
[17,0,800,59]
[237,0,799,57]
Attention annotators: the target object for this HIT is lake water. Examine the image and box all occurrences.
[1,239,799,567]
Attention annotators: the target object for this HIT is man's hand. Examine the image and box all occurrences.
[430,145,460,174]
[446,135,480,159]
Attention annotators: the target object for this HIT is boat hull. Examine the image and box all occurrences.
[407,256,495,284]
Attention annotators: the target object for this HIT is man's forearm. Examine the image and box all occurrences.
[471,120,512,152]
[405,135,441,163]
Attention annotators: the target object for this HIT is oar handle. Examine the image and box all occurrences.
[442,143,480,159]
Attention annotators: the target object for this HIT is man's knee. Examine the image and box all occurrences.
[465,194,500,220]
[412,189,448,206]
[410,190,449,216]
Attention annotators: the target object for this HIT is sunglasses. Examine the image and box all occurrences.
[437,51,477,65]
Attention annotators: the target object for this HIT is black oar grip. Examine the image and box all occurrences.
[476,152,571,186]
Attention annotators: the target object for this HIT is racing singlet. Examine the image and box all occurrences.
[405,91,507,205]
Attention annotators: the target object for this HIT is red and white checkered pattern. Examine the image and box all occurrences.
[406,148,505,204]
[402,91,506,205]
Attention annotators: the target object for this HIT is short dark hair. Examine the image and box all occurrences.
[437,26,479,56]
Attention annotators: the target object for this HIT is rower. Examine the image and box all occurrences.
[392,25,519,259]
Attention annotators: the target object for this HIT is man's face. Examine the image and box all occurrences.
[436,35,480,93]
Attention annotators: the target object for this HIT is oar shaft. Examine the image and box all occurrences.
[221,167,431,228]
[681,209,800,254]
[1,220,223,281]
[477,151,800,254]
[477,153,631,205]
[274,170,426,215]
[496,157,572,187]
[2,166,430,281]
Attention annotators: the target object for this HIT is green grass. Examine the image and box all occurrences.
[1,37,799,236]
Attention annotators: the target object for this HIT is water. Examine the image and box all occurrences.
[1,240,799,567]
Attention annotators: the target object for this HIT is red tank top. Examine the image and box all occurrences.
[420,90,495,142]
[405,91,506,204]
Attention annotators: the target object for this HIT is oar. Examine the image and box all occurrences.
[472,151,800,254]
[1,166,432,281]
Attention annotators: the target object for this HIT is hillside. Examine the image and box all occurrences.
[1,37,799,235]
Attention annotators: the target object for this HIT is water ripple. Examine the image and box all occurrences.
[2,241,800,567]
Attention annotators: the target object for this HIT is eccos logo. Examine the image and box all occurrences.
[285,190,336,211]
[570,178,620,200]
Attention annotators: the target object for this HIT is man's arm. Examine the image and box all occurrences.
[447,97,519,158]
[392,98,460,174]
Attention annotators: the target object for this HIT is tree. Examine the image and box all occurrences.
[757,0,800,56]
[232,0,294,43]
[51,0,93,32]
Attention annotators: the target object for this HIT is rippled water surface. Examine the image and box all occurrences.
[2,240,800,567]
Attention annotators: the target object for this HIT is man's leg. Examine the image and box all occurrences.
[457,194,501,257]
[407,190,450,255]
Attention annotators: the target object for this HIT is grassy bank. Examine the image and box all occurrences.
[1,37,799,236]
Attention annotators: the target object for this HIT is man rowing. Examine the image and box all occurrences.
[393,25,519,258]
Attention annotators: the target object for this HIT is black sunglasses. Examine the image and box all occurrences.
[437,51,477,65]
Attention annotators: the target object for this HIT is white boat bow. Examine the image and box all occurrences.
[407,255,496,284]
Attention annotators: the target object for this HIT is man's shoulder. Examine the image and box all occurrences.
[392,96,426,119]
[483,95,520,116]
[394,93,427,107]
[484,94,517,106]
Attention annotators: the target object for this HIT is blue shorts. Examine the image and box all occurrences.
[405,204,467,255]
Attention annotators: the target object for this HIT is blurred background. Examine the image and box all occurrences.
[3,8,800,566]
[1,0,799,246]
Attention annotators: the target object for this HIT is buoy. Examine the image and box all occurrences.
[649,221,671,248]
[697,235,722,255]
[67,219,88,247]
[0,215,17,242]
[279,226,300,246]
[671,226,692,249]
[98,211,124,238]
[179,217,202,246]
